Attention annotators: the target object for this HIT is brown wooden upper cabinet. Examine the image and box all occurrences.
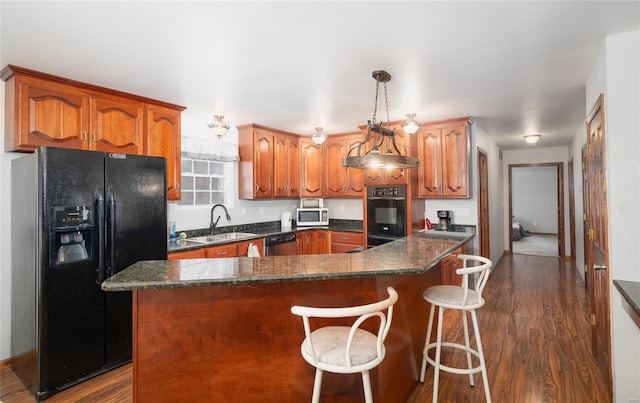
[299,137,324,198]
[417,117,471,198]
[324,133,364,198]
[1,65,186,200]
[237,124,300,199]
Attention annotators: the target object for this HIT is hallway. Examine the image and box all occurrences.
[409,254,611,402]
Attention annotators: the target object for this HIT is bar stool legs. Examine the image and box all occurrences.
[419,254,493,403]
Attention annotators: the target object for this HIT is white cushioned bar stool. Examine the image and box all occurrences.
[420,254,492,403]
[291,287,398,403]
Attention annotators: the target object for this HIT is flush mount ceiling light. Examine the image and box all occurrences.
[524,134,541,144]
[402,113,420,135]
[208,115,230,139]
[311,127,326,145]
[342,70,420,170]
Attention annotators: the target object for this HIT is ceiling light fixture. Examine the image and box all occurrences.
[208,115,230,139]
[402,113,420,135]
[311,127,326,145]
[342,70,420,170]
[524,134,541,144]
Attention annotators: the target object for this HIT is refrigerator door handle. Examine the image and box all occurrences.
[107,188,116,278]
[96,190,106,284]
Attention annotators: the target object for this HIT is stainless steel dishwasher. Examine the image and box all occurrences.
[264,233,297,256]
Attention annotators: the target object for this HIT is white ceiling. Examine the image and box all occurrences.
[1,1,638,150]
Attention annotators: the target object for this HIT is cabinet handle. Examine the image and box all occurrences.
[83,131,88,143]
[255,184,259,192]
[218,251,228,256]
[92,132,96,144]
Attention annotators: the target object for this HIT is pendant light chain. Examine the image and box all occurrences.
[372,80,380,125]
[383,81,391,125]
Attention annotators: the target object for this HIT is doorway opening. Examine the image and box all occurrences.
[508,163,565,257]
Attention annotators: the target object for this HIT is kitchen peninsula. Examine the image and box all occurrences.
[102,231,473,402]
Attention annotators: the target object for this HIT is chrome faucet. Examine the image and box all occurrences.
[210,204,231,234]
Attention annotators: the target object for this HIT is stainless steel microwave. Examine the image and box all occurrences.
[296,208,329,226]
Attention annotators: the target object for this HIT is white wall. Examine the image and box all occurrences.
[512,166,558,233]
[582,29,640,402]
[569,122,587,281]
[502,146,570,254]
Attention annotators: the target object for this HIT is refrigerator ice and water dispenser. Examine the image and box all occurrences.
[50,206,94,267]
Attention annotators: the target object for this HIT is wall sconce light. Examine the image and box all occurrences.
[208,115,230,139]
[402,113,420,135]
[311,127,326,145]
[524,134,541,144]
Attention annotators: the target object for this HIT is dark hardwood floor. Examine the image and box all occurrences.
[1,254,611,402]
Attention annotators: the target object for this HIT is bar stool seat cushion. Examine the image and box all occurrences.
[424,285,481,308]
[302,326,379,367]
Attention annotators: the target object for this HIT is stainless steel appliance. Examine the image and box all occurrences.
[11,147,167,400]
[366,185,407,246]
[437,210,453,231]
[296,207,329,226]
[265,233,297,256]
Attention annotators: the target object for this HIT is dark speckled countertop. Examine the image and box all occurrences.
[613,280,640,327]
[102,231,473,291]
[168,219,364,253]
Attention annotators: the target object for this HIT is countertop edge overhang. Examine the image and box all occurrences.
[103,232,473,291]
[613,280,640,328]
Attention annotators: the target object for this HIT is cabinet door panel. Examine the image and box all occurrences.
[21,80,89,150]
[418,128,441,198]
[441,125,468,197]
[91,97,144,154]
[146,106,181,200]
[203,243,238,258]
[287,139,300,197]
[253,129,273,198]
[273,135,289,197]
[324,139,347,197]
[300,139,323,197]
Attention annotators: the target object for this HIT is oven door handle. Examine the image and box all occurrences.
[367,196,406,201]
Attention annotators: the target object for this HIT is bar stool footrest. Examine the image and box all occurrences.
[423,341,483,375]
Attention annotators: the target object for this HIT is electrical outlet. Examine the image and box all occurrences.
[533,221,537,226]
[259,207,264,215]
[340,204,345,212]
[453,208,469,216]
[241,208,246,215]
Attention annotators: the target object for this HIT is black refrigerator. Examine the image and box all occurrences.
[11,146,167,400]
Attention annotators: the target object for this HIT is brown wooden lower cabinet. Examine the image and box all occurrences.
[440,246,464,286]
[330,230,364,253]
[131,268,441,402]
[168,238,265,260]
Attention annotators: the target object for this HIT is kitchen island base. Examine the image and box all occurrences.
[132,270,439,402]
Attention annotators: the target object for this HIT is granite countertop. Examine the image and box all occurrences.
[613,280,640,321]
[168,220,364,253]
[103,231,473,291]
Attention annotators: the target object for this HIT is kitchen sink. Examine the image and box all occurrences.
[187,232,257,244]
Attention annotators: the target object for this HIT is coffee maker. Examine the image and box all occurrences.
[436,210,453,231]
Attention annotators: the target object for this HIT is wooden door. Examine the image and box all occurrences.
[17,77,89,151]
[568,157,576,261]
[478,148,490,258]
[300,138,323,197]
[586,94,611,386]
[582,145,591,292]
[146,105,181,200]
[90,96,144,154]
[417,127,441,197]
[324,137,347,197]
[441,125,468,197]
[253,129,273,198]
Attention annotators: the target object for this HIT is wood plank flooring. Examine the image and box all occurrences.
[1,254,611,402]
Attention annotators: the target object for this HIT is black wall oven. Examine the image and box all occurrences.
[366,185,407,246]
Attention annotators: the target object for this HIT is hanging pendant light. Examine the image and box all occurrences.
[208,115,230,139]
[342,70,420,170]
[402,113,420,135]
[311,127,326,145]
